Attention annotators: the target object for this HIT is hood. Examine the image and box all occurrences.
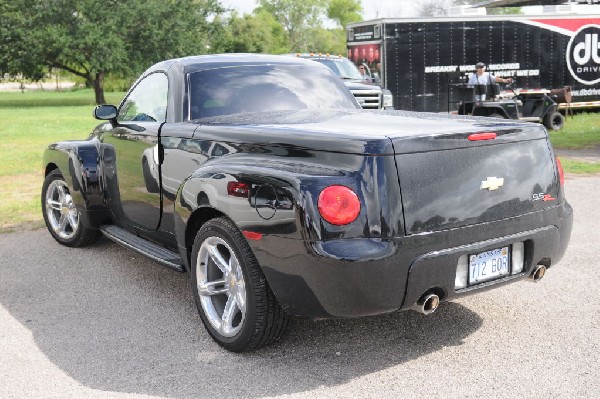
[343,80,381,91]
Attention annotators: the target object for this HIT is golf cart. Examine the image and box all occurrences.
[455,83,565,131]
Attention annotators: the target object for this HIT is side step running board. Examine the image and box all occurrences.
[100,225,185,272]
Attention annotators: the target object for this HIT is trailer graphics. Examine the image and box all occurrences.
[347,16,600,113]
[567,24,600,84]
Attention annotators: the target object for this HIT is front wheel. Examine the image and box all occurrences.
[191,217,289,352]
[42,169,100,247]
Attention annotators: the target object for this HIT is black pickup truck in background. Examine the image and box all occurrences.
[42,54,572,352]
[293,53,394,110]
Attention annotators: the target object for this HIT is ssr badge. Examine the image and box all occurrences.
[567,24,600,85]
[532,193,556,202]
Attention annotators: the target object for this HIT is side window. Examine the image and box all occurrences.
[118,73,168,123]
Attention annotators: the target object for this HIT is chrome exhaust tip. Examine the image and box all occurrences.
[529,265,547,282]
[411,293,440,315]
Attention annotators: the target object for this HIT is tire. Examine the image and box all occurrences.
[190,217,289,352]
[142,157,159,193]
[543,111,565,131]
[42,169,101,247]
[489,112,507,119]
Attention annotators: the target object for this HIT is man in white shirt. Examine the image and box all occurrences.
[468,62,513,101]
[358,65,371,81]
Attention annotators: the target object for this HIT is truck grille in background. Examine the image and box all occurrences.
[350,90,382,109]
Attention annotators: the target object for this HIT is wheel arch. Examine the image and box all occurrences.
[173,160,304,271]
[44,162,59,177]
[43,139,108,229]
[183,206,226,270]
[43,145,78,202]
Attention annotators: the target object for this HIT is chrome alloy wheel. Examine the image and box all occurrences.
[196,236,247,338]
[45,180,79,240]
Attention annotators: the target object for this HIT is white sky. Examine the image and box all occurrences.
[220,0,421,20]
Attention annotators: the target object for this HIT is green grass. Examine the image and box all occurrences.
[549,112,600,175]
[0,106,105,176]
[0,89,125,108]
[0,90,125,232]
[549,112,600,149]
[0,90,598,232]
[559,158,600,174]
[0,104,101,232]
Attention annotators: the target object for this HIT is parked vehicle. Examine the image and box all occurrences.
[347,15,600,113]
[42,54,572,352]
[293,53,394,109]
[456,82,565,130]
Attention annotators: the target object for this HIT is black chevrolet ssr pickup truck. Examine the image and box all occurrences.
[42,54,573,352]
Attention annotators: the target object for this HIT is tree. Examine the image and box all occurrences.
[306,27,347,55]
[417,0,453,17]
[217,10,289,54]
[0,0,224,104]
[257,0,328,52]
[327,0,363,28]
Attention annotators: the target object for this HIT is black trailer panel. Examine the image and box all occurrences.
[348,16,600,113]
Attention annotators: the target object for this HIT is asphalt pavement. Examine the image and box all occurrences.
[1,175,598,399]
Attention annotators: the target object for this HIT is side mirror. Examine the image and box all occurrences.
[94,104,118,120]
[93,104,145,132]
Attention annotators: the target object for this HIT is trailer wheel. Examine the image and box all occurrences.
[543,112,564,131]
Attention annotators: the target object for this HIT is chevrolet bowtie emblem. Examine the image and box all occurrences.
[480,177,505,191]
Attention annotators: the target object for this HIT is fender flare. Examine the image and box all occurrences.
[43,139,108,228]
[174,162,301,242]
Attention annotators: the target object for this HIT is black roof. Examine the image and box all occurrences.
[145,53,329,75]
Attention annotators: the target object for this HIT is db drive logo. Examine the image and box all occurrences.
[567,24,600,85]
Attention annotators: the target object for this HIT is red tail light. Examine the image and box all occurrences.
[468,132,497,141]
[318,185,361,225]
[227,181,250,197]
[556,157,565,186]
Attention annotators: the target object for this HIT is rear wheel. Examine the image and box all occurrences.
[489,112,507,119]
[190,217,289,352]
[543,111,565,131]
[42,170,100,247]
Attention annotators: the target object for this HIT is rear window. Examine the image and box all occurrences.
[188,64,358,119]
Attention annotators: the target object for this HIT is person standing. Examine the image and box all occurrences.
[358,65,371,81]
[468,62,513,101]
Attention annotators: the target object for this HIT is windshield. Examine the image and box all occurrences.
[188,64,358,119]
[310,58,363,80]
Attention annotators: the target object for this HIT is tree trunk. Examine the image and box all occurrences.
[92,72,106,104]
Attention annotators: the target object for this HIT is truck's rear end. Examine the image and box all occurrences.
[390,120,572,313]
[241,111,572,319]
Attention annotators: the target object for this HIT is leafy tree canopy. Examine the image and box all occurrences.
[252,0,362,53]
[216,10,289,54]
[0,0,223,104]
[327,0,362,28]
[256,0,328,51]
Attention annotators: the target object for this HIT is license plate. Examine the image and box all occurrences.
[469,246,510,284]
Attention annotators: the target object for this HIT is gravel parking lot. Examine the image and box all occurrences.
[1,175,598,399]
